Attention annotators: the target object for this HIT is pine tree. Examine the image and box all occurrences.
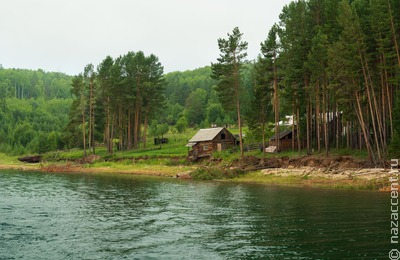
[141,54,165,148]
[261,24,280,152]
[211,27,248,158]
[83,64,96,154]
[97,56,114,153]
[247,57,273,158]
[69,74,87,156]
[329,0,376,162]
[306,29,329,155]
[279,0,311,153]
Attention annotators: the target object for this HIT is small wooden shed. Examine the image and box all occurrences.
[269,129,298,151]
[186,127,236,160]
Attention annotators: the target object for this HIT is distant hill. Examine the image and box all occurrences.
[0,68,72,100]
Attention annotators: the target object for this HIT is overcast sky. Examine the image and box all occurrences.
[1,0,292,75]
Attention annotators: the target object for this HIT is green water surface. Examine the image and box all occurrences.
[0,170,392,259]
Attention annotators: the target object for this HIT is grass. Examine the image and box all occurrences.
[0,153,21,164]
[0,153,41,172]
[0,127,385,190]
[190,166,245,180]
[212,150,240,162]
[87,159,194,176]
[231,171,303,185]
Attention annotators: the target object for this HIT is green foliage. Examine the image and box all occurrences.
[0,95,71,155]
[159,124,169,137]
[175,117,188,133]
[0,68,72,99]
[206,103,224,125]
[211,27,248,112]
[190,166,245,180]
[0,69,72,154]
[165,103,184,125]
[160,67,226,129]
[185,88,207,126]
[389,131,400,159]
[246,57,273,139]
[393,94,400,134]
[2,0,400,160]
[212,150,240,162]
[164,66,215,107]
[211,27,248,156]
[64,51,166,154]
[149,122,169,138]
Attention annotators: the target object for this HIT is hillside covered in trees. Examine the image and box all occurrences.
[0,67,72,154]
[1,0,399,164]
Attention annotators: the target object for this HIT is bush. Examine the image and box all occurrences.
[190,166,245,180]
[0,143,13,154]
[190,167,223,180]
[176,117,188,133]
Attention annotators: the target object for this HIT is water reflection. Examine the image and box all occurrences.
[0,171,389,259]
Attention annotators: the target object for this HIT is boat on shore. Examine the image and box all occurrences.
[17,155,42,163]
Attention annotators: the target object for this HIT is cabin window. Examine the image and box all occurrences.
[203,145,209,151]
[221,133,226,140]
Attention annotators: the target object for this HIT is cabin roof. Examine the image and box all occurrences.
[189,127,225,142]
[186,127,229,147]
[270,129,293,141]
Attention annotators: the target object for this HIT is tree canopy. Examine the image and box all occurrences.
[1,0,399,164]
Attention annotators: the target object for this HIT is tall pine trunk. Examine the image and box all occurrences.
[355,91,374,163]
[306,94,311,154]
[127,109,132,150]
[143,106,149,148]
[273,50,280,152]
[316,83,321,153]
[296,106,301,153]
[82,107,86,157]
[261,101,266,162]
[92,97,95,155]
[359,49,382,160]
[234,61,244,158]
[134,76,141,149]
[106,97,112,154]
[323,82,329,157]
[88,81,93,154]
[119,106,123,151]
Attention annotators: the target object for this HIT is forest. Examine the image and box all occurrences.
[0,0,399,164]
[0,67,72,154]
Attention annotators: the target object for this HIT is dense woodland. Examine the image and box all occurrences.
[0,67,72,154]
[0,0,399,163]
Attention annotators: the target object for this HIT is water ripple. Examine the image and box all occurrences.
[0,170,390,259]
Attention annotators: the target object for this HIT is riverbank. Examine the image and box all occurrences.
[0,153,392,191]
[229,167,390,190]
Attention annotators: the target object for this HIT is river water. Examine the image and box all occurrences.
[0,170,391,259]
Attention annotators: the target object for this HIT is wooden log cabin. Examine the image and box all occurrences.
[269,129,298,151]
[186,127,236,160]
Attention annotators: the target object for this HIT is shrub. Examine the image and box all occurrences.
[190,167,223,180]
[190,166,245,180]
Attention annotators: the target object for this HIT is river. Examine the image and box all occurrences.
[0,170,391,259]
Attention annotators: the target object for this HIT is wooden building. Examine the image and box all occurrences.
[269,129,299,151]
[186,127,236,160]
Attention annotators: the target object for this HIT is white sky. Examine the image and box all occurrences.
[0,0,292,75]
